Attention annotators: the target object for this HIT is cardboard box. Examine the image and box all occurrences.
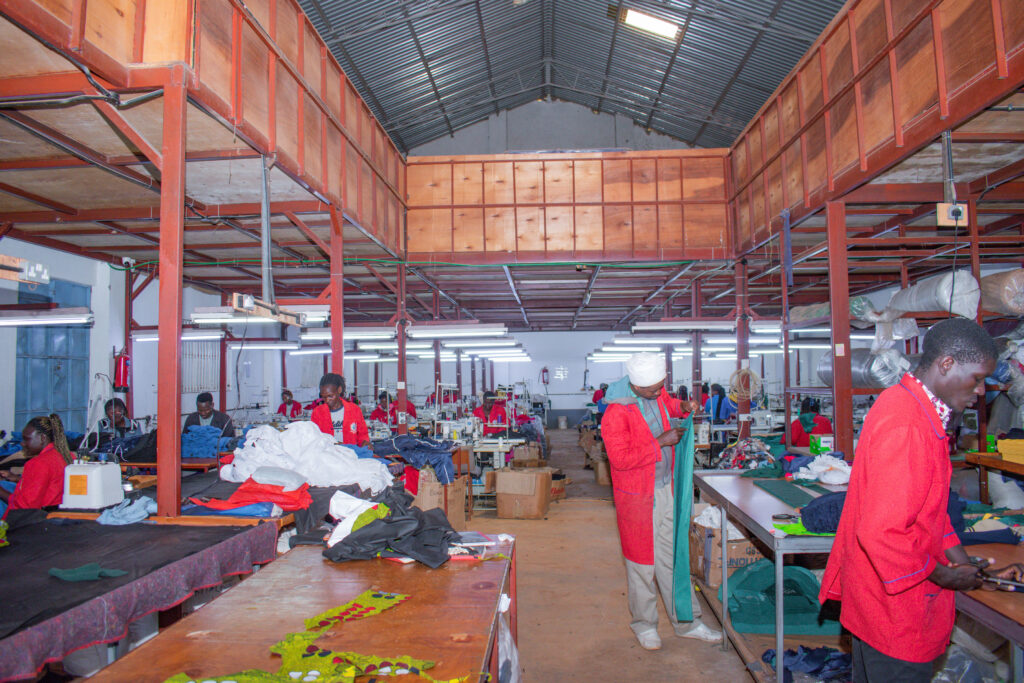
[688,504,765,588]
[484,470,497,493]
[809,434,835,455]
[496,469,552,519]
[594,460,612,486]
[551,475,568,500]
[512,443,541,461]
[512,458,547,468]
[412,469,468,531]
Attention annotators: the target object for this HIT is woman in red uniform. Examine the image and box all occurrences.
[0,413,73,513]
[277,389,302,418]
[789,397,833,447]
[310,373,370,448]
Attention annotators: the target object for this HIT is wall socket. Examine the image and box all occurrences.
[936,202,967,227]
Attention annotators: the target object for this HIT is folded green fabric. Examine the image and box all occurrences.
[754,479,818,508]
[740,462,784,478]
[773,520,835,536]
[49,563,128,582]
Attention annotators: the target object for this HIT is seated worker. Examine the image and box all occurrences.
[703,384,737,423]
[676,385,689,402]
[473,391,508,436]
[592,383,608,403]
[425,390,456,407]
[371,392,418,427]
[700,383,710,407]
[311,373,370,447]
[790,397,833,448]
[183,392,236,437]
[0,414,73,514]
[95,397,142,439]
[277,389,302,419]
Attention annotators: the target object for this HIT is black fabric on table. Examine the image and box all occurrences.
[293,483,363,535]
[0,515,253,639]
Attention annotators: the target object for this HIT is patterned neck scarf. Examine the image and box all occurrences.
[907,372,951,430]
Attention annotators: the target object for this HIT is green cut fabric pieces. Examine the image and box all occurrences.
[753,480,818,509]
[964,503,1010,515]
[305,589,409,632]
[798,412,818,432]
[164,670,293,683]
[773,521,835,536]
[800,482,832,495]
[740,462,784,478]
[672,413,695,623]
[49,563,128,582]
[0,520,8,548]
[351,503,390,534]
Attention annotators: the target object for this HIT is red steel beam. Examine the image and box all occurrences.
[826,201,854,460]
[0,181,77,215]
[89,94,163,170]
[329,205,345,374]
[155,66,187,517]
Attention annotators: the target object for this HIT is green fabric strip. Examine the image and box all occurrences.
[753,479,817,508]
[672,414,695,623]
[773,521,835,536]
[800,482,832,495]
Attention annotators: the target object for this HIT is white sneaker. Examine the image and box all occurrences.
[676,622,722,642]
[635,630,662,650]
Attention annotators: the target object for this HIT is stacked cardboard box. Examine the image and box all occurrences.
[495,468,552,519]
[412,468,468,531]
[688,503,765,588]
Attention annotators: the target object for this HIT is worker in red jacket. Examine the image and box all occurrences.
[472,391,507,436]
[601,352,720,650]
[370,391,418,427]
[277,389,303,419]
[0,414,72,515]
[591,383,607,403]
[789,396,833,448]
[821,318,1023,682]
[310,373,370,448]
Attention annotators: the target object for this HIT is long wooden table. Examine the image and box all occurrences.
[90,540,518,682]
[118,457,220,472]
[964,452,1023,504]
[956,542,1024,682]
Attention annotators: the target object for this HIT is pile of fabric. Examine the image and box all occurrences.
[224,422,392,494]
[793,454,851,485]
[761,645,851,682]
[712,438,775,470]
[371,435,455,484]
[948,492,1024,545]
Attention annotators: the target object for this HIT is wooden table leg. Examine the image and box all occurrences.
[980,465,990,505]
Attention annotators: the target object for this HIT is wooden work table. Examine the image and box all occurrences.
[964,452,1024,504]
[956,542,1024,660]
[90,541,517,682]
[118,457,220,472]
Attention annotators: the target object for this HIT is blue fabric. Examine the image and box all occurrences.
[603,376,633,401]
[182,501,277,517]
[372,435,456,484]
[348,445,377,459]
[762,645,852,682]
[780,454,815,474]
[0,433,21,457]
[96,497,158,525]
[704,395,737,420]
[181,425,226,459]
[0,481,15,493]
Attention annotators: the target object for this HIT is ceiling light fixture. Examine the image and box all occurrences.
[228,341,300,351]
[407,323,507,339]
[300,326,396,342]
[633,320,735,332]
[133,330,226,342]
[0,307,94,327]
[622,8,679,40]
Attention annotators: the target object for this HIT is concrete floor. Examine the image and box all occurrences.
[473,428,750,682]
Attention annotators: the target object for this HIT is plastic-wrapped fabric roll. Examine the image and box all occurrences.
[884,270,979,319]
[980,269,1024,315]
[816,348,909,388]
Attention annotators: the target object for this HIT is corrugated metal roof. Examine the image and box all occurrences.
[297,0,846,153]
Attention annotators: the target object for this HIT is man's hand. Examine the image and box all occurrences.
[982,563,1024,591]
[930,562,983,591]
[682,400,699,414]
[656,428,685,448]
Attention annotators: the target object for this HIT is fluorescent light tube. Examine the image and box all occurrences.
[623,8,678,39]
[789,343,832,350]
[133,331,225,342]
[0,307,94,327]
[407,323,507,338]
[300,326,395,341]
[613,335,693,345]
[442,339,517,347]
[633,320,735,332]
[228,342,300,351]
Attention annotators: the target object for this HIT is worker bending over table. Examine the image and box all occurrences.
[0,413,72,516]
[311,373,371,448]
[473,391,508,436]
[821,318,1024,682]
[183,392,235,437]
[789,397,833,448]
[602,352,720,650]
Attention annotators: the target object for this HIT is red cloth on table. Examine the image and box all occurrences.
[789,414,833,447]
[601,389,688,565]
[819,373,961,663]
[311,400,368,446]
[190,478,312,512]
[403,466,420,496]
[277,401,302,418]
[7,444,65,511]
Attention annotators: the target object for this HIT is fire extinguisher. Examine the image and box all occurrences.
[113,350,131,392]
[541,366,550,385]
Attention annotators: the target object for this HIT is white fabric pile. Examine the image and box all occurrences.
[693,505,745,540]
[222,421,393,494]
[795,454,852,485]
[325,490,381,548]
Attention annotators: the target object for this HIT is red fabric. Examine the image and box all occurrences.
[8,444,66,510]
[700,392,709,406]
[789,414,834,447]
[819,373,961,663]
[370,402,418,427]
[601,389,687,564]
[472,405,508,436]
[311,400,369,446]
[277,401,302,418]
[190,478,312,512]
[304,399,323,410]
[591,389,604,402]
[404,466,420,496]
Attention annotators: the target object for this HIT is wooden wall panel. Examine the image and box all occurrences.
[830,90,859,173]
[453,209,484,252]
[514,162,543,204]
[275,68,300,165]
[764,103,780,159]
[860,59,894,152]
[602,160,631,202]
[890,0,922,33]
[574,206,603,252]
[747,126,763,176]
[484,163,514,204]
[36,0,72,22]
[632,205,658,252]
[485,209,515,252]
[603,205,632,253]
[1004,0,1024,51]
[805,119,827,195]
[632,159,657,202]
[895,19,937,123]
[302,95,321,180]
[453,163,483,205]
[766,159,783,225]
[85,0,136,64]
[406,164,451,206]
[574,160,602,203]
[939,0,994,93]
[245,0,270,32]
[801,56,824,120]
[325,62,342,125]
[345,142,359,220]
[686,204,729,249]
[142,0,189,63]
[780,81,801,139]
[824,19,854,97]
[241,25,270,137]
[516,207,545,251]
[326,124,343,202]
[683,157,725,200]
[544,161,573,204]
[344,83,359,133]
[276,0,299,67]
[658,204,683,250]
[853,0,888,66]
[302,23,321,89]
[197,0,232,105]
[407,209,452,252]
[656,159,681,201]
[545,206,574,251]
[784,142,804,210]
[360,161,373,228]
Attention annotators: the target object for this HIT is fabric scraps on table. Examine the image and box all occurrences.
[0,520,7,548]
[48,563,128,582]
[948,491,1023,545]
[721,560,841,636]
[739,461,783,478]
[162,588,470,683]
[181,502,280,518]
[773,520,835,536]
[711,438,776,470]
[371,435,456,484]
[181,425,232,459]
[190,478,313,512]
[753,479,819,509]
[761,645,852,682]
[96,496,158,525]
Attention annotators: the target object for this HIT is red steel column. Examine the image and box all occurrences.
[691,331,702,407]
[782,275,792,447]
[396,267,409,436]
[329,205,345,374]
[219,292,229,413]
[432,291,441,396]
[123,270,135,413]
[156,66,187,516]
[736,260,751,440]
[470,355,477,396]
[827,201,854,459]
[968,198,988,449]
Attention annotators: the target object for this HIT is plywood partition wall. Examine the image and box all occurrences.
[406,150,732,263]
[730,0,1024,253]
[0,0,406,254]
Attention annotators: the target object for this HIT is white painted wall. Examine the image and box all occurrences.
[0,239,123,433]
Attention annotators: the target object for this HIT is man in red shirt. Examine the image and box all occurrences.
[820,318,1021,681]
[369,392,418,427]
[472,391,507,436]
[311,373,370,448]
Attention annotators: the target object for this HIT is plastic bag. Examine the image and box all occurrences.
[884,270,980,319]
[931,644,1000,683]
[980,268,1024,315]
[817,348,909,388]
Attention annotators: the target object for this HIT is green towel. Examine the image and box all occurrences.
[753,479,818,508]
[773,520,835,536]
[672,414,695,623]
[798,412,818,433]
[49,563,128,582]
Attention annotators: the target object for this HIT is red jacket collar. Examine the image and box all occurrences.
[897,373,946,439]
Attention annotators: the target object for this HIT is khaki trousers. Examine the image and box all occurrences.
[624,485,702,637]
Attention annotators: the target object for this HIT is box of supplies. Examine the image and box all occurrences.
[809,434,834,455]
[594,459,612,486]
[999,439,1024,464]
[689,504,766,588]
[412,468,467,531]
[496,469,552,519]
[61,462,124,509]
